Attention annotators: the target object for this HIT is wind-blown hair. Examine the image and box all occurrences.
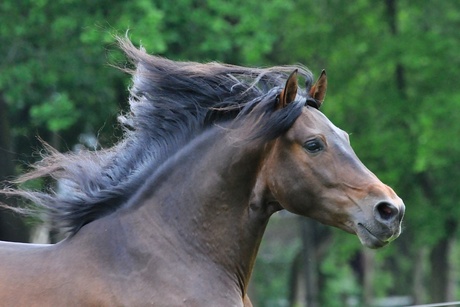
[2,38,314,236]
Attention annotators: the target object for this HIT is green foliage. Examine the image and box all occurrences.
[0,0,164,146]
[156,0,291,64]
[30,93,78,132]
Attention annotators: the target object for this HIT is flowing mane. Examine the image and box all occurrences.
[5,39,315,236]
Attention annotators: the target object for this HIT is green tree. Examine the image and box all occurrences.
[156,0,290,64]
[0,0,164,150]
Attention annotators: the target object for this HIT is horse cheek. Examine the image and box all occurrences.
[267,162,313,216]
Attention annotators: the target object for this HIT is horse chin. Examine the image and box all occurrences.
[355,224,389,249]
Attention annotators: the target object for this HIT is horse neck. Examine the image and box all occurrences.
[123,127,276,293]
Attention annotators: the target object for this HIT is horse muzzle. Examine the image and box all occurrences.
[355,198,405,249]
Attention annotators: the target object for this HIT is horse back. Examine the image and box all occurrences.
[0,240,115,306]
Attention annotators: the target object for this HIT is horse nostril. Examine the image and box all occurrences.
[375,202,398,221]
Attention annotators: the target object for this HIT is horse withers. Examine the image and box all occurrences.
[0,39,404,306]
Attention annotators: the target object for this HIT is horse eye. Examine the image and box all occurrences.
[303,139,324,153]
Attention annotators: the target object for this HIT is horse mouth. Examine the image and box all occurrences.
[356,223,388,249]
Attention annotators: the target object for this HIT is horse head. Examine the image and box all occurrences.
[262,71,405,249]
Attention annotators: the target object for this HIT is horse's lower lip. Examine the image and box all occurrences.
[357,223,387,249]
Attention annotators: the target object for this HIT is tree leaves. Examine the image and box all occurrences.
[30,93,79,132]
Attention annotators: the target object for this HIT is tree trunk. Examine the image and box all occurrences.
[362,249,375,306]
[411,248,427,304]
[446,238,457,302]
[289,252,306,307]
[290,219,332,307]
[417,171,457,303]
[0,94,29,242]
[300,219,319,307]
[429,221,457,302]
[429,237,449,302]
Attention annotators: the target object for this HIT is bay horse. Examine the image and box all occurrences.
[0,39,405,306]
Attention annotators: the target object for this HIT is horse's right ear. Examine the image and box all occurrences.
[277,70,298,109]
[308,70,327,108]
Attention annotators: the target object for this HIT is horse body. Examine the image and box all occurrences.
[0,40,404,306]
[1,127,268,306]
[0,240,107,306]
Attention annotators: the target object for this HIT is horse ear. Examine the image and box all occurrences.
[277,70,298,109]
[309,70,327,107]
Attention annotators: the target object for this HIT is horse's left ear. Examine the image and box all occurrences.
[277,70,298,109]
[309,70,327,108]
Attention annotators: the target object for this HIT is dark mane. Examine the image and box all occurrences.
[3,38,314,236]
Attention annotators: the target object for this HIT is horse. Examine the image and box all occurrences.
[0,39,405,306]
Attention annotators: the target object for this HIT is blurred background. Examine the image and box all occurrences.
[0,0,459,306]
